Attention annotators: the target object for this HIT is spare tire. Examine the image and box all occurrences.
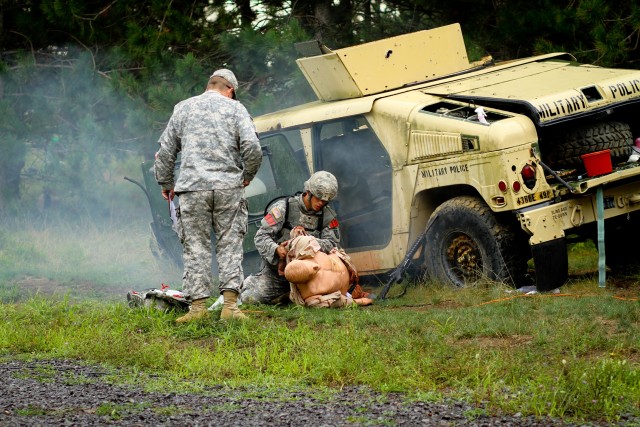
[544,121,632,170]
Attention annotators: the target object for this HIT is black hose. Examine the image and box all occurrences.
[537,160,575,193]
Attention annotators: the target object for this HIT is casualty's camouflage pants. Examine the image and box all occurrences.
[178,189,247,300]
[241,262,290,305]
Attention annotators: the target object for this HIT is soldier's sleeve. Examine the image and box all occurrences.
[253,199,287,266]
[154,104,183,190]
[317,205,341,252]
[236,104,262,183]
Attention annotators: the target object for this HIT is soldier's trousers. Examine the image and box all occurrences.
[241,262,290,305]
[178,189,247,300]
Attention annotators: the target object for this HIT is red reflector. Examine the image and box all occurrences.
[498,180,508,192]
[512,181,521,192]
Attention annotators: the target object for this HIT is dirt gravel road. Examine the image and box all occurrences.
[2,359,628,427]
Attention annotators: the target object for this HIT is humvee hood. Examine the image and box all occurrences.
[423,59,640,127]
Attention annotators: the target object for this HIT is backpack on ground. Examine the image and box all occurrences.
[126,284,189,312]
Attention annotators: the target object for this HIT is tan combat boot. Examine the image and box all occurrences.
[175,298,210,323]
[220,290,247,320]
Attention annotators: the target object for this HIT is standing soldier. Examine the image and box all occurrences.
[241,171,341,304]
[154,69,262,322]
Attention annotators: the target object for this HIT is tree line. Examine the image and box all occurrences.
[0,0,638,217]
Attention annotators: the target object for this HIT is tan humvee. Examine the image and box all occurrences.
[247,23,640,292]
[136,23,640,293]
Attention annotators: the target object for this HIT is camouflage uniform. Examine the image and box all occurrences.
[241,193,341,304]
[154,88,262,301]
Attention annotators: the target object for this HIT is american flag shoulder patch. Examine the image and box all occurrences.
[262,206,283,227]
[329,218,339,229]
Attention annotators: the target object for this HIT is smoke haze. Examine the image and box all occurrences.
[0,46,183,300]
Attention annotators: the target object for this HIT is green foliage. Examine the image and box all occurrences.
[219,22,316,113]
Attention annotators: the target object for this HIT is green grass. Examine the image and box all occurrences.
[1,283,638,423]
[0,218,638,424]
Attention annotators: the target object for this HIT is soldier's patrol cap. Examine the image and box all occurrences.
[210,69,238,99]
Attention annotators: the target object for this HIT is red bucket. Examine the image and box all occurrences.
[581,149,612,177]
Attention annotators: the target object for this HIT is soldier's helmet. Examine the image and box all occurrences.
[304,171,338,202]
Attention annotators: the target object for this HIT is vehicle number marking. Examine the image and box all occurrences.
[516,189,553,206]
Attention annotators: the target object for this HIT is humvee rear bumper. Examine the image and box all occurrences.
[517,178,640,291]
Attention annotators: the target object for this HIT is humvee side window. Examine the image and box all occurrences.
[246,130,310,217]
[313,116,392,251]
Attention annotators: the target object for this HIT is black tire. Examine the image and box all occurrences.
[544,121,632,170]
[423,196,530,288]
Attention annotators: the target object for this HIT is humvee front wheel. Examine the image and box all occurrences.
[423,196,529,287]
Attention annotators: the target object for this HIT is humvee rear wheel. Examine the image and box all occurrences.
[544,121,632,170]
[423,196,529,287]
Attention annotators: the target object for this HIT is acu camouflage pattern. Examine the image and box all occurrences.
[154,88,261,301]
[241,193,341,304]
[240,263,290,304]
[154,90,262,192]
[256,194,340,265]
[304,171,338,201]
[178,190,248,299]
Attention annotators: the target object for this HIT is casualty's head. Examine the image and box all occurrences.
[284,259,320,284]
[208,68,238,99]
[303,171,338,212]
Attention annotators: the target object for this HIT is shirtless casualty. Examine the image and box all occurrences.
[284,234,373,308]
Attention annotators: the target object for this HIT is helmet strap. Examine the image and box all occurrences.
[302,191,316,211]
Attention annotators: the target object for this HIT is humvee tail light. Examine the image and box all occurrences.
[492,196,506,207]
[520,164,537,190]
[521,164,536,180]
[498,180,508,192]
